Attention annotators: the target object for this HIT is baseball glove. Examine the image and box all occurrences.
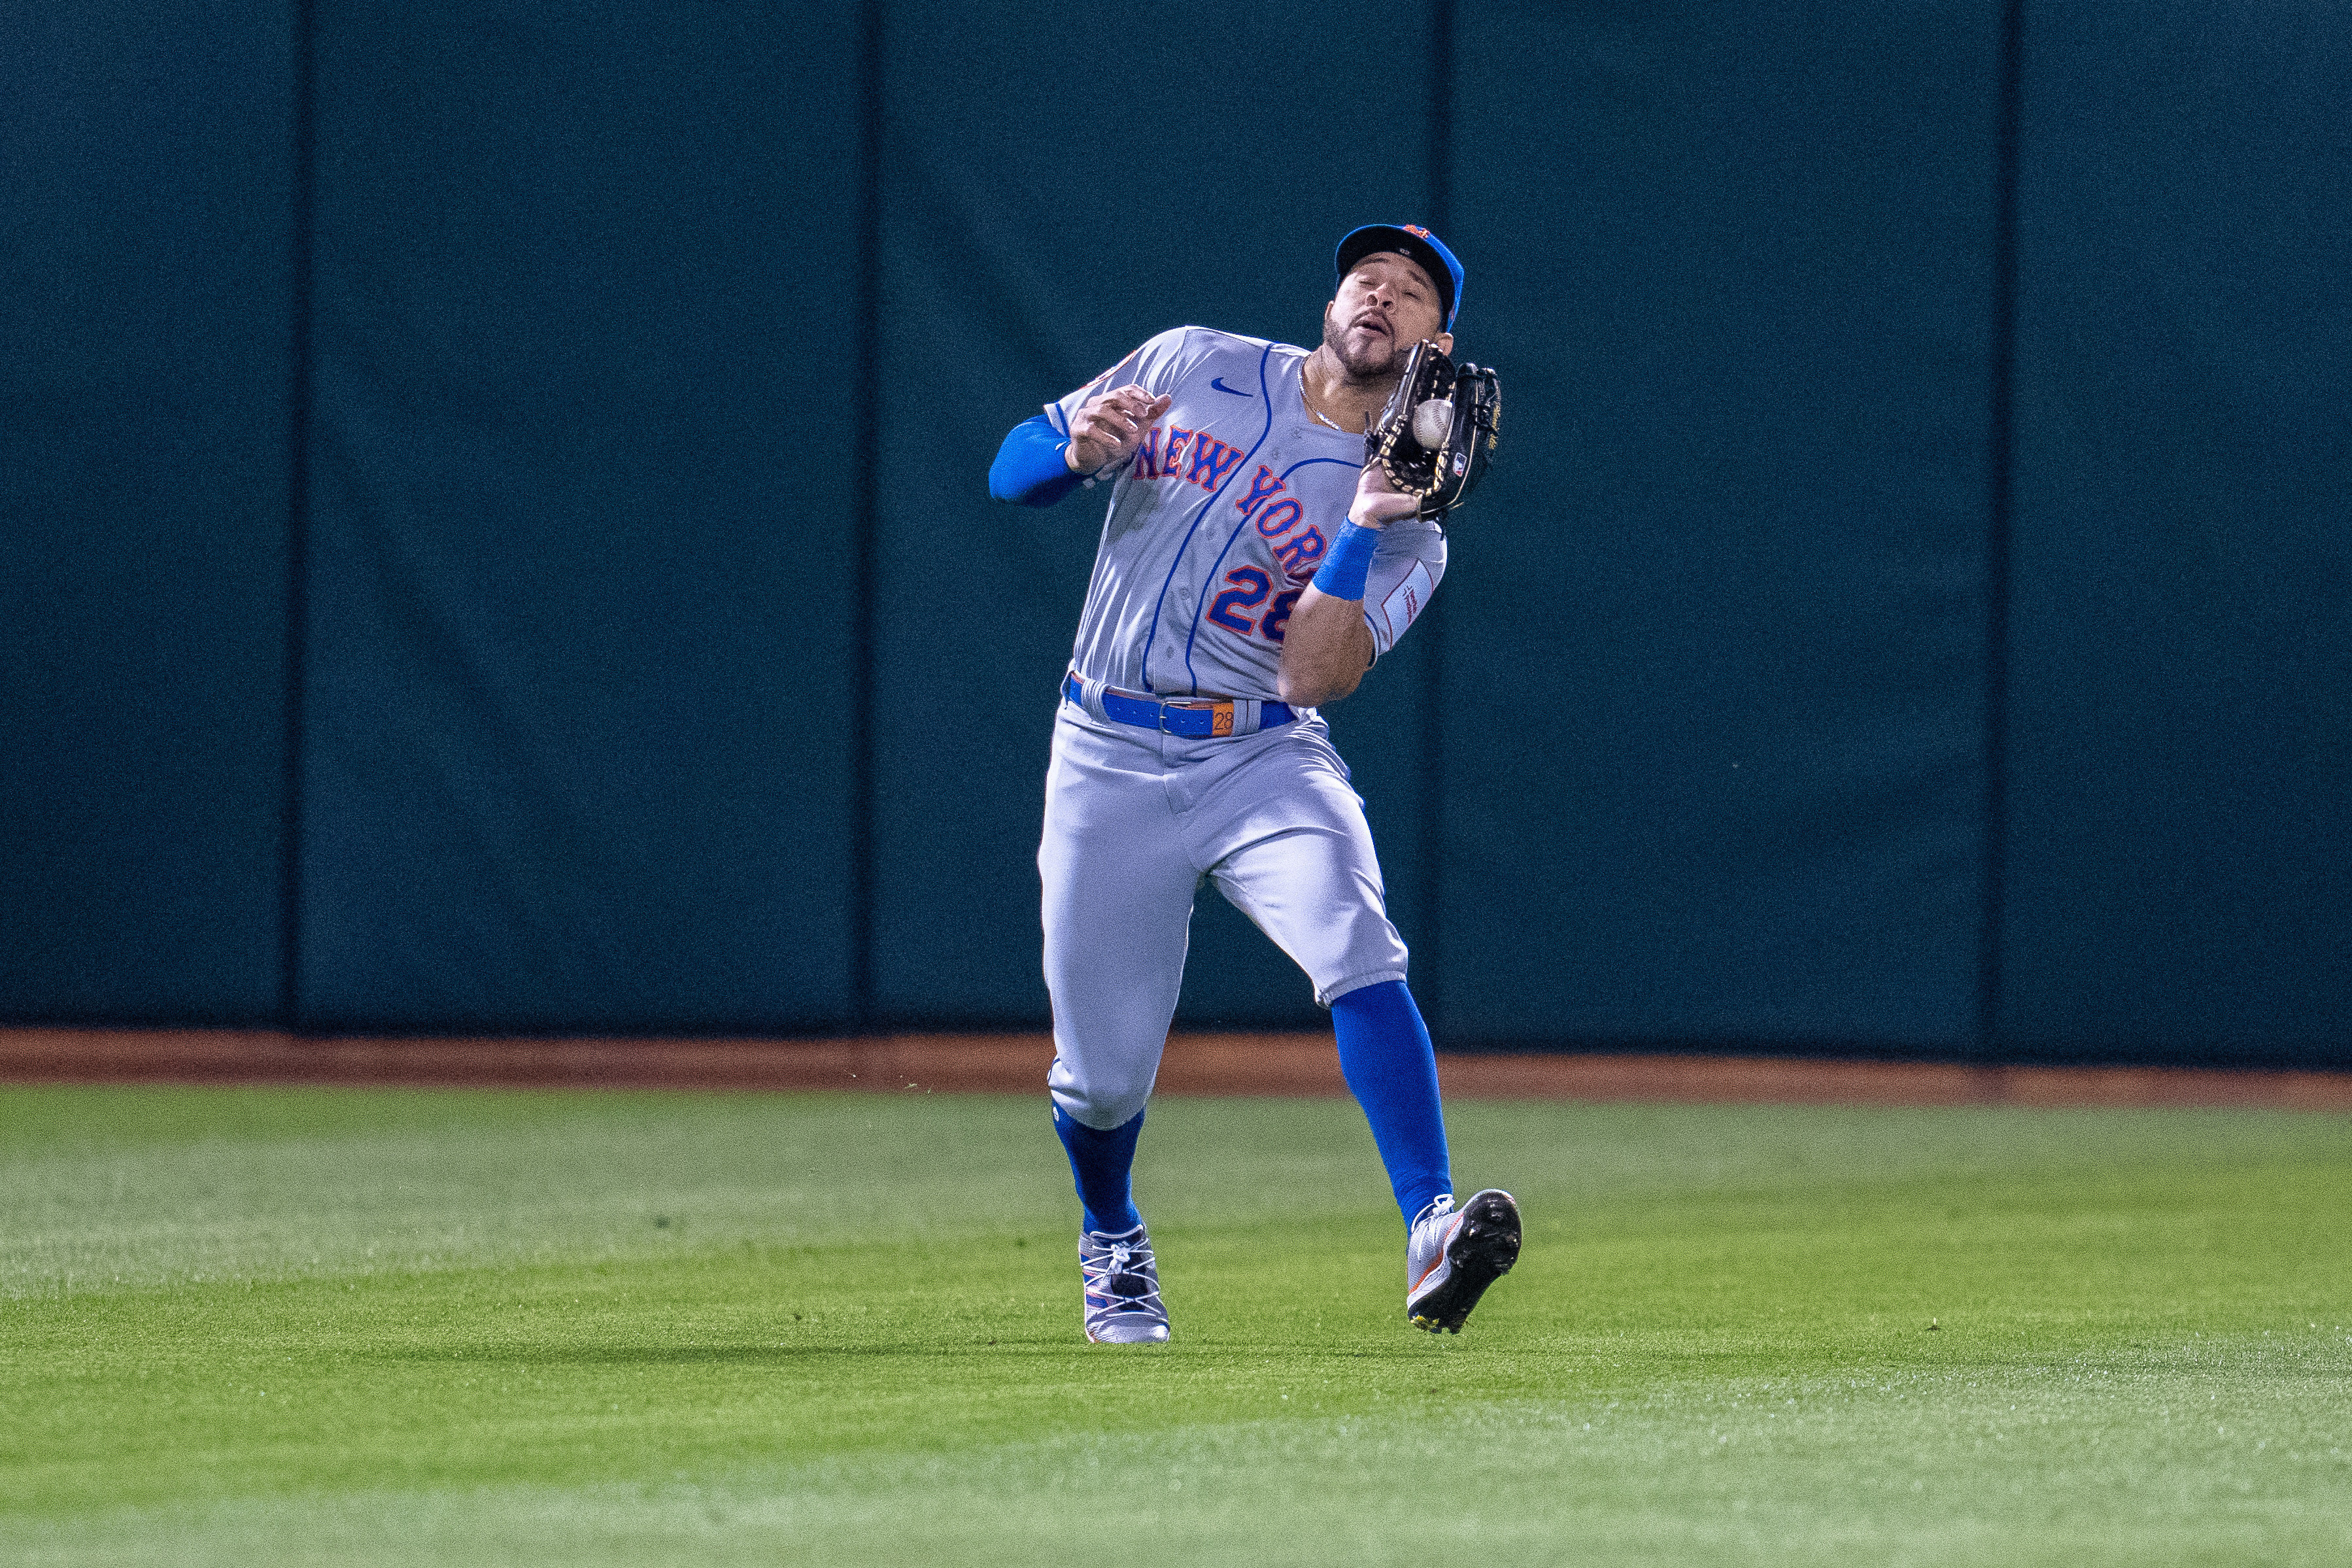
[1366,341,1501,520]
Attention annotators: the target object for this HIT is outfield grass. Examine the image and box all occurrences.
[2,1085,2348,1565]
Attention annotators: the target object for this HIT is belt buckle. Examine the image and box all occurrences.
[1158,699,1235,738]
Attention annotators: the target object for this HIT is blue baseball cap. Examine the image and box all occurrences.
[1335,224,1465,330]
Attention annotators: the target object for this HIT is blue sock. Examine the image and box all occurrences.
[1053,1104,1145,1235]
[1331,980,1452,1223]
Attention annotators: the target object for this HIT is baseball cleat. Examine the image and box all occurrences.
[1080,1223,1169,1344]
[1405,1189,1521,1334]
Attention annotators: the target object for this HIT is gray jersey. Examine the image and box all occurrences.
[1046,327,1446,702]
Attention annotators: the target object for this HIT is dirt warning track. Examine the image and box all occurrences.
[3,1028,2348,1111]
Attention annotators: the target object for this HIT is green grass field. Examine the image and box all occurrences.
[3,1085,2348,1565]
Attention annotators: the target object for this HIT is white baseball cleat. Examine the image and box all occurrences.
[1080,1224,1170,1344]
[1406,1189,1522,1334]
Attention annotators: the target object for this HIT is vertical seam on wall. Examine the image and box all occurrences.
[1980,0,2024,1060]
[851,0,883,1031]
[281,0,317,1033]
[1418,0,1456,1038]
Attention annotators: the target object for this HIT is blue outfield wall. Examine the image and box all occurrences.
[1,1,2345,1063]
[0,1,294,1024]
[1441,1,1999,1050]
[2003,1,2352,1063]
[298,1,862,1031]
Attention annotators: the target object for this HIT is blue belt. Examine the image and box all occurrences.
[1063,673,1294,738]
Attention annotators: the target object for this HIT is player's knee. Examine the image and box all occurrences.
[1054,1082,1152,1131]
[1048,1059,1155,1131]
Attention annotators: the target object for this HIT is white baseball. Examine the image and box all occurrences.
[1412,398,1454,450]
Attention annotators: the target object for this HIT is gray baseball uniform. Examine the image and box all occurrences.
[1039,327,1445,1129]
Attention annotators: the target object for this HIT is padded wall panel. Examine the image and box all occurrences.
[0,2,292,1022]
[2003,2,2352,1061]
[1442,3,2000,1048]
[303,2,858,1031]
[874,1,1435,1027]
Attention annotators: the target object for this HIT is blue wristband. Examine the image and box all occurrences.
[1311,522,1381,602]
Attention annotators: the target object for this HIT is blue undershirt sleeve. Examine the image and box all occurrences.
[989,413,1088,507]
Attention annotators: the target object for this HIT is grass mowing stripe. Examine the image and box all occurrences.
[9,1089,2342,1296]
[9,1366,2349,1567]
[1,1089,2347,1563]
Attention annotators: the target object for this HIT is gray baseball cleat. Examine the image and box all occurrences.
[1081,1223,1170,1344]
[1406,1189,1521,1334]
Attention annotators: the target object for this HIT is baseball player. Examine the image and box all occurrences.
[987,225,1520,1342]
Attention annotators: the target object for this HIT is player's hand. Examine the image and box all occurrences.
[1066,386,1172,473]
[1348,458,1421,529]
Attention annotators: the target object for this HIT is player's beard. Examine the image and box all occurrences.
[1321,302,1408,382]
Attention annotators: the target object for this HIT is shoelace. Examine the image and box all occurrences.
[1083,1236,1165,1316]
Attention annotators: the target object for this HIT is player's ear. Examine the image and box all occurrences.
[1434,331,1455,356]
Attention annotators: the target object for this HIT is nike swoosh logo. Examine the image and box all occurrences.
[1210,377,1252,397]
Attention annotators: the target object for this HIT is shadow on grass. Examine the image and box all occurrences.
[369,1342,1068,1365]
[368,1340,1457,1367]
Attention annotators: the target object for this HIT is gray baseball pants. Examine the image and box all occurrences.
[1039,698,1410,1130]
